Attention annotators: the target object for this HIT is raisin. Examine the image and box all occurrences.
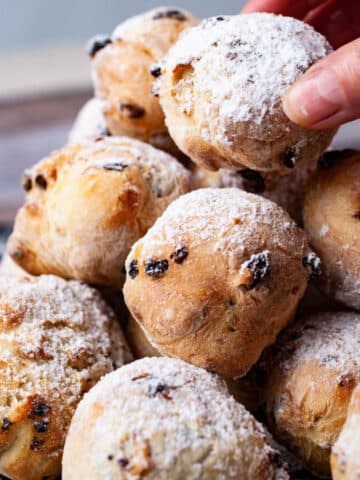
[216,16,225,21]
[238,169,265,194]
[150,64,162,78]
[87,34,112,57]
[108,455,114,461]
[282,147,297,168]
[148,383,172,400]
[118,458,129,468]
[1,417,12,432]
[33,419,49,433]
[30,437,45,451]
[27,397,50,419]
[153,9,187,21]
[338,373,355,388]
[353,212,360,220]
[318,149,354,169]
[128,260,139,279]
[170,246,188,264]
[302,253,321,282]
[241,251,270,288]
[22,174,32,192]
[120,103,145,119]
[144,259,169,278]
[35,174,47,190]
[102,162,128,172]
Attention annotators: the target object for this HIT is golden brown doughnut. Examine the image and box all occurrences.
[0,274,130,480]
[90,7,198,157]
[303,150,360,310]
[123,188,315,378]
[63,357,289,480]
[265,311,360,478]
[8,137,190,289]
[331,384,360,480]
[158,14,336,173]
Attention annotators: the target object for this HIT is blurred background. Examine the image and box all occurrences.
[0,0,359,226]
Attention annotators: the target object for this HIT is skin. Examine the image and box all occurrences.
[242,0,360,129]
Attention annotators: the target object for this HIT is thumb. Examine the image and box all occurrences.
[283,38,360,129]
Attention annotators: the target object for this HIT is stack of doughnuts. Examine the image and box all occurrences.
[1,6,359,480]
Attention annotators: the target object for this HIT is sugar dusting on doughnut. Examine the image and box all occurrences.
[0,275,128,425]
[64,357,289,479]
[278,312,360,380]
[136,188,307,255]
[165,13,332,138]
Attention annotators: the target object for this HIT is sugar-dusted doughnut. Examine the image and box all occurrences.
[63,357,289,480]
[0,274,130,480]
[303,150,360,310]
[8,137,190,289]
[124,188,315,377]
[265,311,360,477]
[90,7,198,157]
[159,14,336,172]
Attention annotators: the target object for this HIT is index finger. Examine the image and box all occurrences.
[242,0,326,18]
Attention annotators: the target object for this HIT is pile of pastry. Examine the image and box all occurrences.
[1,7,359,480]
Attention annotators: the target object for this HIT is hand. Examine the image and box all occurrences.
[242,0,360,129]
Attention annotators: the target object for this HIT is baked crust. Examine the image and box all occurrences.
[0,274,130,480]
[331,384,360,479]
[124,188,312,377]
[91,7,198,157]
[303,150,360,310]
[63,357,289,479]
[159,14,336,173]
[265,312,360,478]
[8,137,190,289]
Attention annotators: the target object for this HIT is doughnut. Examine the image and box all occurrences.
[265,311,360,477]
[303,150,360,310]
[68,97,109,143]
[191,161,317,224]
[123,188,315,377]
[158,13,336,173]
[62,357,289,480]
[8,137,190,289]
[0,274,130,480]
[90,7,198,157]
[331,384,360,480]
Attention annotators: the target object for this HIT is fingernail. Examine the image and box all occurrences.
[283,68,346,127]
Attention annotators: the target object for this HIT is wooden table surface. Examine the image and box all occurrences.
[0,90,359,226]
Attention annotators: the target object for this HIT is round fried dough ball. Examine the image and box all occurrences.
[303,149,360,310]
[90,7,199,157]
[8,137,190,289]
[0,274,130,480]
[265,312,360,477]
[123,188,315,377]
[159,13,336,173]
[63,357,289,480]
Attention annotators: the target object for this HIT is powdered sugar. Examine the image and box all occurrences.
[0,275,129,434]
[68,357,288,479]
[277,312,360,375]
[163,13,332,143]
[129,188,308,257]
